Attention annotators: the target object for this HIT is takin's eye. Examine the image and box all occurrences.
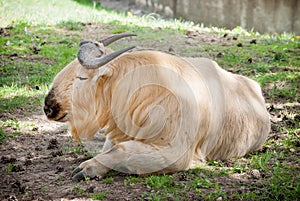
[76,76,88,81]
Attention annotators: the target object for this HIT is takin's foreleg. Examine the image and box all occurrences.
[71,140,191,181]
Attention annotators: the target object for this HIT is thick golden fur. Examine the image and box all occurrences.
[46,50,270,178]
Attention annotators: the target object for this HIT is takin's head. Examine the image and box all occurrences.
[43,33,136,122]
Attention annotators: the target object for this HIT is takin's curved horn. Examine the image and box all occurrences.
[78,42,135,69]
[100,33,137,46]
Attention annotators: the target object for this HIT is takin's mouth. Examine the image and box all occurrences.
[55,113,69,122]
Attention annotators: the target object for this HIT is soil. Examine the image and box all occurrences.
[1,102,299,200]
[1,2,299,201]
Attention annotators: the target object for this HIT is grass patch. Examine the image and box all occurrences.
[124,176,140,187]
[191,177,214,189]
[90,192,108,200]
[0,119,22,143]
[103,176,114,184]
[57,21,85,31]
[0,127,11,143]
[141,174,188,200]
[144,174,174,189]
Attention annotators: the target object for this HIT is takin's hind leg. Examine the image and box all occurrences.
[71,140,187,181]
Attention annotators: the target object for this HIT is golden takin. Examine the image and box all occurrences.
[44,33,270,181]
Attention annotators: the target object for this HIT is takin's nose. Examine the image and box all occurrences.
[43,105,53,117]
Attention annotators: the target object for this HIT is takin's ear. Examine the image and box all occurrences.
[92,67,113,83]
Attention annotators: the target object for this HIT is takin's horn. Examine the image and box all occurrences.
[77,43,135,69]
[77,33,136,69]
[78,33,137,47]
[100,33,137,46]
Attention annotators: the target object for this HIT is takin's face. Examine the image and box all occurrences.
[44,33,136,124]
[44,60,80,122]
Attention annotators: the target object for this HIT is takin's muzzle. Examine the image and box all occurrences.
[44,90,67,122]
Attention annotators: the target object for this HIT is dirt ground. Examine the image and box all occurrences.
[1,101,299,200]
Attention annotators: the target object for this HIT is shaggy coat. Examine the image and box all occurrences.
[45,48,270,180]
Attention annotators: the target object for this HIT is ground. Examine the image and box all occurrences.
[0,0,299,200]
[1,105,297,201]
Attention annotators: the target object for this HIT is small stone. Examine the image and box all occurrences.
[55,166,64,173]
[250,169,261,179]
[24,159,32,166]
[48,138,59,149]
[168,46,174,52]
[4,40,11,46]
[186,30,197,38]
[227,68,234,72]
[217,196,223,201]
[86,186,95,193]
[35,146,42,151]
[32,126,38,131]
[51,150,63,157]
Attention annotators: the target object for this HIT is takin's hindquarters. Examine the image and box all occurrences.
[186,57,270,161]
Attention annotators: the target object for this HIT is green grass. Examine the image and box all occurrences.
[0,119,22,142]
[191,177,214,189]
[0,0,299,200]
[0,0,198,32]
[70,185,86,195]
[207,38,300,103]
[124,176,140,187]
[6,163,16,172]
[69,183,108,200]
[102,176,114,184]
[90,192,108,200]
[142,174,187,200]
[57,21,86,31]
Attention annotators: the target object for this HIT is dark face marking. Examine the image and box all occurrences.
[44,89,61,119]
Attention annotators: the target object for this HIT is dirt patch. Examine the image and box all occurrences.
[0,111,95,200]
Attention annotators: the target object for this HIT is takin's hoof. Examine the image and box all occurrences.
[71,166,102,182]
[71,167,86,182]
[71,159,109,182]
